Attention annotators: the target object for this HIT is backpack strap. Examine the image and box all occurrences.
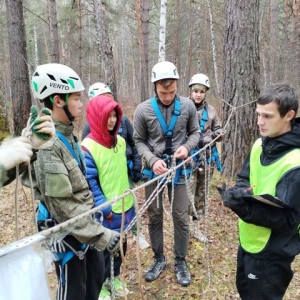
[150,97,181,155]
[200,105,208,131]
[57,131,85,174]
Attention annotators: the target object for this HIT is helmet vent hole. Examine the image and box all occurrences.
[33,71,39,77]
[47,74,56,81]
[70,77,79,81]
[60,79,68,84]
[40,86,47,94]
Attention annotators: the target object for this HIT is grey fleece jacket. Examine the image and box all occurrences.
[133,95,200,168]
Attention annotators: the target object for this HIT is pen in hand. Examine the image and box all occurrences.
[244,185,255,193]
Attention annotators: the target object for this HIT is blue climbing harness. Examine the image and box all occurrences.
[54,242,87,286]
[192,105,223,172]
[142,97,192,184]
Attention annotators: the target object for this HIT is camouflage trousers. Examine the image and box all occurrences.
[189,164,214,220]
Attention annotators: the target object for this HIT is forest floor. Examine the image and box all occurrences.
[1,173,300,300]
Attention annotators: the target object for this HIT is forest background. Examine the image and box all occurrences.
[1,0,300,175]
[1,0,300,299]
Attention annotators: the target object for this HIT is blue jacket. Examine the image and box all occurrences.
[84,150,135,232]
[82,115,142,182]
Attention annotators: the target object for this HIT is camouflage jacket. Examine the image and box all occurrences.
[21,119,114,251]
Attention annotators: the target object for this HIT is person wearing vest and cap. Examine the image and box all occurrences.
[188,73,225,242]
[82,82,149,253]
[21,63,120,300]
[81,95,136,299]
[217,83,300,299]
[133,61,200,286]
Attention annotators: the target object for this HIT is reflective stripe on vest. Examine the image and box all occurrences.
[239,138,300,253]
[81,137,133,213]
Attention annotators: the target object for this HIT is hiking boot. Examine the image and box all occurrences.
[133,233,150,250]
[104,277,129,297]
[98,287,111,300]
[144,256,166,282]
[174,260,191,286]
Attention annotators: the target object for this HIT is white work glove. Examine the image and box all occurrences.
[0,136,33,170]
[22,105,55,149]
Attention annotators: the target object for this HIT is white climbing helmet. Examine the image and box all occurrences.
[189,73,210,90]
[32,63,85,100]
[151,61,179,83]
[88,82,112,99]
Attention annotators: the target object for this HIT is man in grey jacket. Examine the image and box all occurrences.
[133,61,200,286]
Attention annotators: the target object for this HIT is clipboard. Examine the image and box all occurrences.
[242,194,292,209]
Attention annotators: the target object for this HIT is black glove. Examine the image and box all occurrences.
[106,231,121,256]
[216,183,249,211]
[213,128,226,137]
[132,170,142,183]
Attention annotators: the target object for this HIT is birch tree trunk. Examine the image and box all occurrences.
[222,0,260,177]
[207,0,220,95]
[94,0,117,99]
[5,0,32,135]
[47,0,60,63]
[33,24,39,67]
[158,0,167,62]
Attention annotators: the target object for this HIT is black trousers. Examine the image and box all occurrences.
[236,246,295,300]
[103,239,127,280]
[54,236,105,300]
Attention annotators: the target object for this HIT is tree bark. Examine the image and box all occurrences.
[222,0,260,177]
[141,0,150,100]
[5,0,32,135]
[135,0,147,102]
[47,0,60,63]
[94,0,117,99]
[269,0,279,84]
[291,0,300,88]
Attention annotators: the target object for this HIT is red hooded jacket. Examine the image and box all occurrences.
[86,95,122,148]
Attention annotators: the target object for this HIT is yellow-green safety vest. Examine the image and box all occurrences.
[239,138,300,253]
[81,137,133,213]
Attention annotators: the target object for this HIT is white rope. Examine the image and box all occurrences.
[14,165,20,240]
[203,146,212,286]
[4,98,253,285]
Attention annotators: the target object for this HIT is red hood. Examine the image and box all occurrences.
[86,95,122,148]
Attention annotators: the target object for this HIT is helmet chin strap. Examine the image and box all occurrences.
[50,94,75,122]
[63,105,75,122]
